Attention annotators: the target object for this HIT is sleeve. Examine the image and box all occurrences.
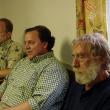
[7,42,23,69]
[0,76,8,94]
[0,59,23,94]
[28,65,68,110]
[100,96,110,110]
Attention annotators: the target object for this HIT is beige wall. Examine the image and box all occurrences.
[0,1,3,16]
[0,0,76,69]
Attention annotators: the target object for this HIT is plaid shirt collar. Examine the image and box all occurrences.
[27,51,54,63]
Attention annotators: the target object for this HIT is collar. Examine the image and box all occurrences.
[29,51,54,63]
[81,76,110,96]
[0,39,12,46]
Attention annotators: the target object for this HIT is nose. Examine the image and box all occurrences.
[24,43,30,50]
[72,57,80,68]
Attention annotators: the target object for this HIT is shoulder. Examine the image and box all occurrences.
[47,57,66,69]
[44,58,68,77]
[14,57,28,65]
[35,56,69,81]
[10,40,22,48]
[8,40,23,53]
[38,55,67,72]
[100,77,110,97]
[96,78,110,110]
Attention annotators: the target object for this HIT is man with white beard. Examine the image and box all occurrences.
[62,33,110,110]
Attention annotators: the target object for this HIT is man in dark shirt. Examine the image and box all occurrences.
[62,33,110,110]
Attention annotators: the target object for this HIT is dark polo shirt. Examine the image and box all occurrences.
[62,77,110,110]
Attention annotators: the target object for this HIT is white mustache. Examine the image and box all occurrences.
[72,67,79,72]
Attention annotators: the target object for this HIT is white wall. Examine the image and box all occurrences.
[0,0,76,69]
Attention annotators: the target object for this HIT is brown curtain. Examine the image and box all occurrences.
[76,0,107,39]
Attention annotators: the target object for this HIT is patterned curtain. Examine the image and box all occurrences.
[106,0,110,45]
[76,0,107,39]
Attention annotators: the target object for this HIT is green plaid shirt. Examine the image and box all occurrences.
[0,39,23,69]
[0,51,69,110]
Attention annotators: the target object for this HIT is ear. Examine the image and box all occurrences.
[94,56,106,65]
[7,32,12,38]
[43,42,48,49]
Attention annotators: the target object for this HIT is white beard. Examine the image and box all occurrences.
[73,62,100,85]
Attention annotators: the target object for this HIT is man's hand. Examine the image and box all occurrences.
[3,101,32,110]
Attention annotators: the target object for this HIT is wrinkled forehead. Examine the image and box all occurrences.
[72,41,92,54]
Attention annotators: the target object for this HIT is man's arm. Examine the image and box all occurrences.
[0,42,23,78]
[0,76,8,99]
[0,69,11,78]
[0,92,3,99]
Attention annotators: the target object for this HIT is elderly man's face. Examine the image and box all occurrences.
[72,42,101,85]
